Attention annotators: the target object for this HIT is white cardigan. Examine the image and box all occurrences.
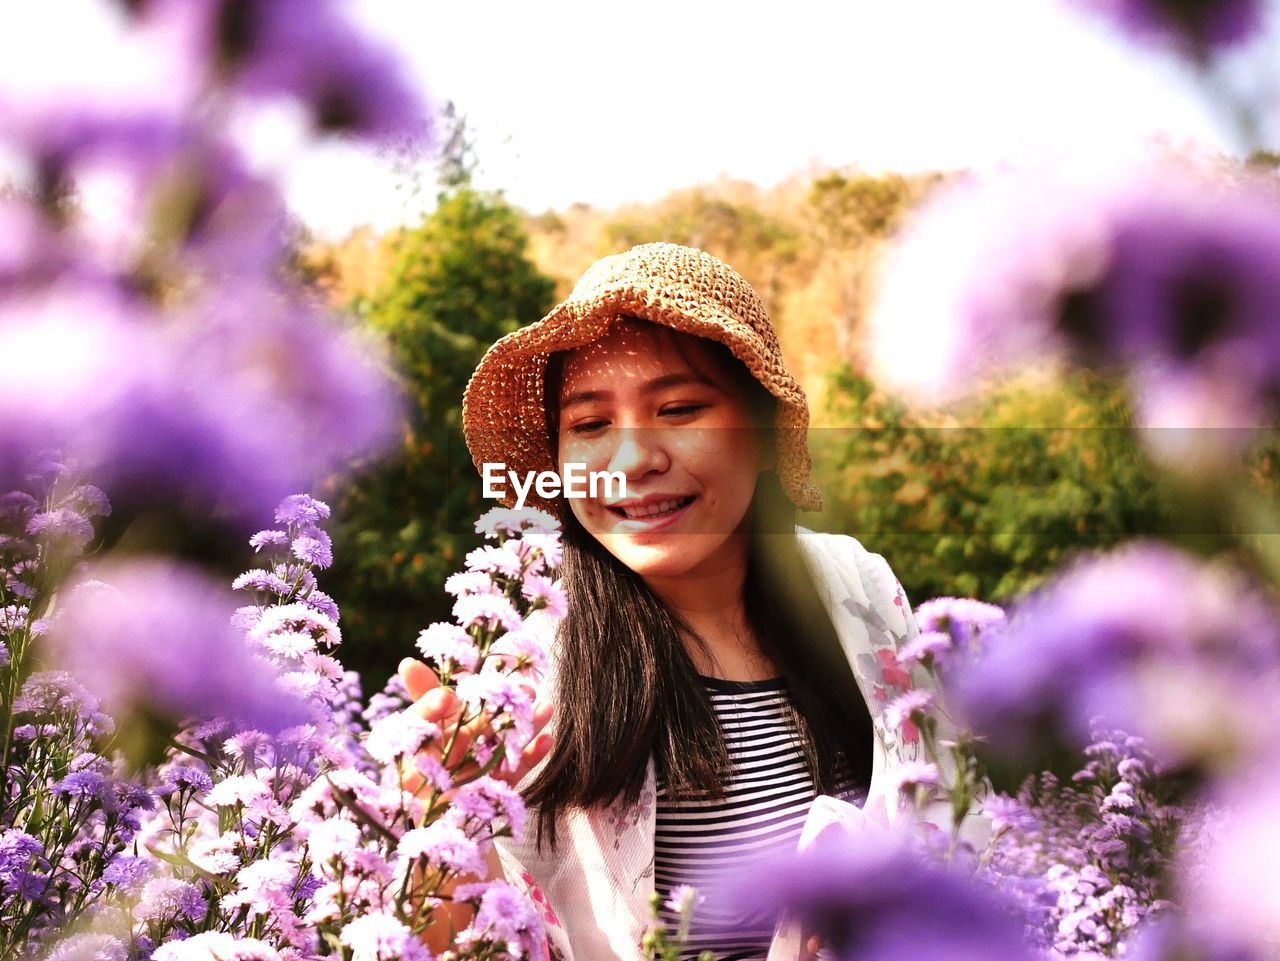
[495,527,950,961]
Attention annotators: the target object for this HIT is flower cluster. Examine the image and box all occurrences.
[947,541,1280,776]
[0,469,155,957]
[982,726,1194,957]
[870,159,1280,445]
[5,495,562,960]
[0,0,421,523]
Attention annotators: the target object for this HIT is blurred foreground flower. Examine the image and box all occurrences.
[869,160,1280,453]
[49,558,312,735]
[0,0,428,523]
[948,540,1280,776]
[733,831,1041,961]
[1070,0,1267,57]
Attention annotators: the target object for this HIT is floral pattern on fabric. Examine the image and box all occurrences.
[603,779,654,851]
[522,871,563,930]
[847,587,925,766]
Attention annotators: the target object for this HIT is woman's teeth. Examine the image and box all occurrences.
[618,497,692,519]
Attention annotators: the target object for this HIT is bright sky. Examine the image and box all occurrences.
[3,0,1279,237]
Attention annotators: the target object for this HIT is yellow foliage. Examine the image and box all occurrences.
[301,167,949,397]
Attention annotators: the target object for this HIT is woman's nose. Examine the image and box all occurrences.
[606,427,669,479]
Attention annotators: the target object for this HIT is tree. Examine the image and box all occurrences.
[327,185,556,682]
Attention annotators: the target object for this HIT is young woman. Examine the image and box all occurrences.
[400,244,944,961]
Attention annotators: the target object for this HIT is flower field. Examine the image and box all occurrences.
[3,1,1280,959]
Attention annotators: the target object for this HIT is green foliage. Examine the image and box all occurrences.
[329,187,556,682]
[810,368,1181,604]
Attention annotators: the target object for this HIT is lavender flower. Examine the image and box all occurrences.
[26,509,94,554]
[249,530,289,551]
[455,881,547,958]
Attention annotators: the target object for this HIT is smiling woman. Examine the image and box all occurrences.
[400,243,951,961]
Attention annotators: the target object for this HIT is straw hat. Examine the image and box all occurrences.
[461,242,822,513]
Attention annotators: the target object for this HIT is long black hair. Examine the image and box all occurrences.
[524,321,875,849]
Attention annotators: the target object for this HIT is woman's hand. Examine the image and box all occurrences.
[396,658,555,952]
[396,657,556,796]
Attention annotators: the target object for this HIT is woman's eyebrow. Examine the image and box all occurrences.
[559,372,720,410]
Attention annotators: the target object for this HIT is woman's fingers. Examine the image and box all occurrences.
[400,674,556,787]
[515,731,554,781]
[531,698,554,734]
[398,657,442,702]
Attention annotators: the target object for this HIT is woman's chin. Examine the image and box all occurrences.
[600,534,723,582]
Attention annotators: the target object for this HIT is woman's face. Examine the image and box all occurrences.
[555,321,768,582]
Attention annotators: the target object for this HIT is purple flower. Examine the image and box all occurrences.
[912,597,1006,661]
[2,283,401,526]
[44,933,128,961]
[416,622,480,675]
[0,829,43,882]
[25,508,94,554]
[363,712,439,765]
[14,670,115,737]
[398,820,484,876]
[884,690,933,733]
[158,765,214,796]
[870,161,1280,435]
[456,880,546,955]
[949,541,1280,770]
[521,573,567,619]
[453,593,523,634]
[54,770,112,803]
[663,883,704,918]
[444,570,500,598]
[273,494,331,527]
[895,631,952,667]
[102,854,152,889]
[338,912,431,961]
[466,544,525,578]
[138,877,208,923]
[732,832,1041,961]
[48,558,311,732]
[249,529,289,551]
[1072,0,1266,56]
[1184,767,1280,953]
[300,588,340,623]
[290,531,333,569]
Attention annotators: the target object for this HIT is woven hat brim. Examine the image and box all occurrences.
[462,264,823,515]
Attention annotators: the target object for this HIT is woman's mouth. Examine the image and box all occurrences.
[607,495,697,526]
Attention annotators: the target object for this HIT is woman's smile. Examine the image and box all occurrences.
[604,493,699,530]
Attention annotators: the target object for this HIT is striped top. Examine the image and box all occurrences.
[654,677,862,961]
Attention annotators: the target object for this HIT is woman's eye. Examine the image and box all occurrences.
[660,404,707,418]
[567,420,608,435]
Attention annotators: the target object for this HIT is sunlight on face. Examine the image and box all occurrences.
[555,319,767,582]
